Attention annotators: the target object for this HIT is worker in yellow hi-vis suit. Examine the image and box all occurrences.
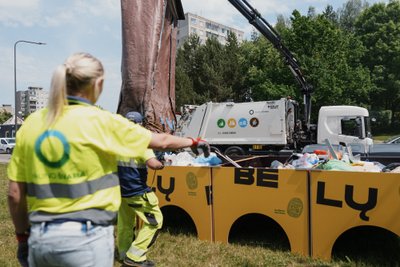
[117,111,164,267]
[7,53,211,267]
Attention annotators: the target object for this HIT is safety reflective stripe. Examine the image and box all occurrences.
[29,209,117,225]
[26,173,119,199]
[127,246,146,258]
[117,159,146,168]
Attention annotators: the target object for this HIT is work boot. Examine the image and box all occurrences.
[123,257,155,267]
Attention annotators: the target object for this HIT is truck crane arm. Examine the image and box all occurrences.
[228,0,313,130]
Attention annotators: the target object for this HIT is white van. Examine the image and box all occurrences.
[0,138,15,154]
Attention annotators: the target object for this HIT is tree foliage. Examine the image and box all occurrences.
[0,111,12,125]
[175,0,400,132]
[355,0,400,128]
[286,10,372,111]
[338,0,370,32]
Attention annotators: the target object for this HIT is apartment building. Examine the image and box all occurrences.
[177,12,244,48]
[16,86,49,118]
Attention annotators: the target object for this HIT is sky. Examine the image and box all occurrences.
[0,0,388,113]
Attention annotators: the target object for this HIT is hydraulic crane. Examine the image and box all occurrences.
[228,0,314,132]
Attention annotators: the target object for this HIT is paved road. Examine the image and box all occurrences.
[0,153,11,163]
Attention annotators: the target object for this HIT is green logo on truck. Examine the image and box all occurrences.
[217,119,225,128]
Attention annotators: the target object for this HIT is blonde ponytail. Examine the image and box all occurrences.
[46,52,104,126]
[46,65,68,126]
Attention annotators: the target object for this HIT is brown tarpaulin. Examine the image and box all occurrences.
[117,0,184,133]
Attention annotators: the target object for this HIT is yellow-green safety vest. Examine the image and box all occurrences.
[8,99,152,225]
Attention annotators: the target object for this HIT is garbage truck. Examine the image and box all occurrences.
[174,0,373,155]
[175,99,372,155]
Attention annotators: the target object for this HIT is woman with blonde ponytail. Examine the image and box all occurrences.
[7,52,210,267]
[47,53,104,126]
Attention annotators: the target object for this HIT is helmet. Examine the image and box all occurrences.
[125,111,143,124]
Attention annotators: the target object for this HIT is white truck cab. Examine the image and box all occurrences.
[0,137,16,154]
[317,106,373,152]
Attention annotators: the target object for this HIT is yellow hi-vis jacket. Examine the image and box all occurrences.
[8,97,152,225]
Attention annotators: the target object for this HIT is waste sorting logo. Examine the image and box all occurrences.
[250,118,259,127]
[217,117,258,128]
[217,119,226,128]
[35,130,70,168]
[238,118,248,128]
[227,118,237,128]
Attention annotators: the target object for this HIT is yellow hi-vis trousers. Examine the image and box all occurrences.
[117,191,163,262]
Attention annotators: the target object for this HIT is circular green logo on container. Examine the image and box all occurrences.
[217,119,225,128]
[287,198,303,218]
[35,130,70,168]
[186,172,198,190]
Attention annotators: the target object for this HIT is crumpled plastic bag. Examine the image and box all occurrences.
[291,153,320,169]
[164,151,196,166]
[390,166,400,173]
[270,160,295,169]
[270,160,284,169]
[316,159,353,171]
[350,161,384,172]
[194,153,222,166]
[163,152,222,166]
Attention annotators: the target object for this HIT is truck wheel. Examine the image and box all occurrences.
[224,146,245,157]
[6,148,11,154]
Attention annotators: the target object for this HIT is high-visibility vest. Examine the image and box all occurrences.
[8,97,152,225]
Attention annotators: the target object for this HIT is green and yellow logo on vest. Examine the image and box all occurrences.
[35,130,70,168]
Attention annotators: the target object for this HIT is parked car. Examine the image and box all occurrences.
[384,135,400,144]
[0,138,15,154]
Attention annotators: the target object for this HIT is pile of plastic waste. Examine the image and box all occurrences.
[270,149,400,173]
[164,151,222,167]
[162,142,400,173]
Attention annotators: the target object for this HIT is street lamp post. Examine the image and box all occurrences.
[14,40,46,137]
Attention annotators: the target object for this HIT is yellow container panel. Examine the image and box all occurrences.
[212,167,309,256]
[310,170,400,260]
[148,166,213,241]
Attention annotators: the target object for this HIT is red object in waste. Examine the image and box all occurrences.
[314,150,328,155]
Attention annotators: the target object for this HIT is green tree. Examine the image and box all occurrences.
[338,0,369,32]
[284,10,372,121]
[223,32,246,101]
[322,5,339,25]
[176,34,238,106]
[175,34,202,108]
[355,0,400,128]
[275,14,291,33]
[196,37,232,102]
[0,111,12,124]
[239,34,296,102]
